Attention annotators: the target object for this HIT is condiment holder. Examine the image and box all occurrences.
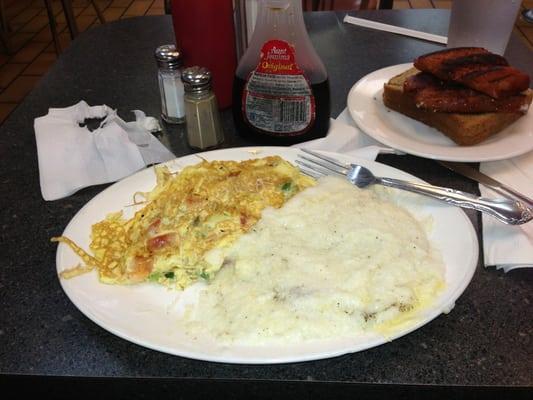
[155,44,185,124]
[181,66,224,150]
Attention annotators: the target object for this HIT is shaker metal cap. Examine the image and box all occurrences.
[155,44,182,70]
[181,66,212,92]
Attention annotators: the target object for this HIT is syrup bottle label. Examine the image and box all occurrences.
[242,40,315,136]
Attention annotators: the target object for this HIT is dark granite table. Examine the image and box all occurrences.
[1,9,532,399]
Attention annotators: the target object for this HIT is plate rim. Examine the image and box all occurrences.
[56,146,479,364]
[347,63,533,162]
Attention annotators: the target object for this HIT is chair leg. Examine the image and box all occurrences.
[0,0,12,53]
[61,0,79,39]
[0,30,10,54]
[378,0,393,9]
[90,0,106,24]
[44,0,62,55]
[0,0,8,32]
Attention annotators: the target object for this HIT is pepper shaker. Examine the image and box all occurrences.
[181,66,224,150]
[155,44,185,124]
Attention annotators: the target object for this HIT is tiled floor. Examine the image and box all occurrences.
[0,0,532,125]
[0,0,165,123]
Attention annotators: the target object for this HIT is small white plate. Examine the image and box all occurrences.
[56,147,478,364]
[347,63,533,162]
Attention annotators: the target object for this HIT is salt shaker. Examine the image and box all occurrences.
[181,66,224,150]
[154,44,185,124]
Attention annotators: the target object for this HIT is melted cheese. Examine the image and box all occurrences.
[185,176,445,344]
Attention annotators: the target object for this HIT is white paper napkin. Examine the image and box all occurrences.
[480,152,533,272]
[292,108,399,160]
[35,101,176,201]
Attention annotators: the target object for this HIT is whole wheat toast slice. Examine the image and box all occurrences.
[382,68,533,146]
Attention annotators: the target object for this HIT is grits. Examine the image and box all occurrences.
[184,176,445,344]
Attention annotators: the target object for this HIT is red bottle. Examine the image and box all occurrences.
[171,0,237,109]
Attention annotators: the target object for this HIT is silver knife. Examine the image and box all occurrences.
[439,161,533,207]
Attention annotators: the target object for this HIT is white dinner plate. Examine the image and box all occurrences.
[347,63,533,162]
[56,146,478,364]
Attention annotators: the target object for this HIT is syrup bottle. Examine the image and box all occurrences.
[232,0,330,145]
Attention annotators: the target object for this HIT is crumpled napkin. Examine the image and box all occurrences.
[480,152,533,272]
[292,108,400,160]
[34,101,175,201]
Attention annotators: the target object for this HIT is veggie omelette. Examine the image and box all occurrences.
[53,156,314,288]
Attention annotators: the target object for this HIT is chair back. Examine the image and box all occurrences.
[302,0,393,11]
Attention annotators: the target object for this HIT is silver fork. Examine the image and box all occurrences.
[296,149,533,226]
